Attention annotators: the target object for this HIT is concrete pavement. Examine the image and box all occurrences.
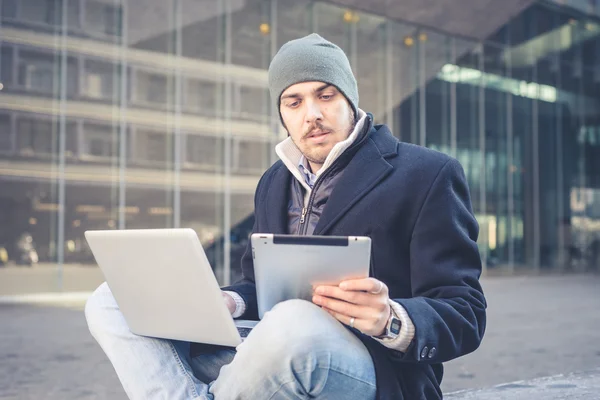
[0,270,599,399]
[447,369,600,399]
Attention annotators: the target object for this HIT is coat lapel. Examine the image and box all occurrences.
[264,164,291,234]
[314,136,395,235]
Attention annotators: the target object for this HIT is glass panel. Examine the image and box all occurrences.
[176,0,228,282]
[17,50,56,94]
[184,134,222,172]
[236,84,270,123]
[1,0,18,20]
[82,122,119,160]
[389,21,419,141]
[133,70,173,108]
[83,59,117,100]
[454,43,488,262]
[277,0,311,46]
[19,0,61,26]
[483,42,510,270]
[85,0,122,37]
[423,31,453,150]
[67,0,80,29]
[221,0,271,283]
[354,12,387,120]
[0,45,13,85]
[397,25,421,145]
[184,79,217,116]
[234,138,269,174]
[0,114,12,152]
[312,3,351,61]
[2,0,598,295]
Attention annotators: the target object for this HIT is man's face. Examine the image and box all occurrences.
[279,81,355,171]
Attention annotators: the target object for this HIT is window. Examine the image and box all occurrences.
[135,130,170,163]
[66,58,79,97]
[17,118,55,155]
[0,114,12,153]
[236,139,268,172]
[67,0,80,28]
[83,123,117,158]
[185,79,217,114]
[237,85,269,118]
[135,71,172,105]
[185,135,221,170]
[20,0,61,25]
[16,116,77,156]
[18,52,55,94]
[84,60,115,99]
[1,46,14,85]
[1,0,18,20]
[146,132,167,162]
[147,75,168,104]
[85,1,122,37]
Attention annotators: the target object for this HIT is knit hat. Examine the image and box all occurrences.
[268,33,359,120]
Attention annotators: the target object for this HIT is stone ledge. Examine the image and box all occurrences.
[446,369,600,400]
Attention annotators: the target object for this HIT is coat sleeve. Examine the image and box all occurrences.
[219,173,268,321]
[391,158,487,363]
[220,220,259,320]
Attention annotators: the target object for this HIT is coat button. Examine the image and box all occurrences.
[428,347,437,359]
[420,346,429,359]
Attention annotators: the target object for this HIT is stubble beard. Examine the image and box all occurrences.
[295,111,356,168]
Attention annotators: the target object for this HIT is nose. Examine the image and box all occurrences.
[305,99,323,125]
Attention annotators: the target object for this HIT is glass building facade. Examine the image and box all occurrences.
[0,0,598,293]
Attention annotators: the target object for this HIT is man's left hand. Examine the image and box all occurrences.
[312,278,390,337]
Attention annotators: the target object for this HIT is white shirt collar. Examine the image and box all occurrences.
[275,109,368,193]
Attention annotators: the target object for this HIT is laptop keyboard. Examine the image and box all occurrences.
[237,327,253,338]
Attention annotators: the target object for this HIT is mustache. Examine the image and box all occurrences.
[303,122,331,138]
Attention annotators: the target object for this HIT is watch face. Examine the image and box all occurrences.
[390,318,401,335]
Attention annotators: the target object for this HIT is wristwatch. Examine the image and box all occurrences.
[377,309,402,340]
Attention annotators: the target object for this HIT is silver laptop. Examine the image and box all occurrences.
[252,234,371,319]
[85,228,256,347]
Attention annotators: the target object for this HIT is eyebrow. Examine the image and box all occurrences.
[280,84,334,101]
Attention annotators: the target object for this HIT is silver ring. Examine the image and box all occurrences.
[371,281,383,295]
[349,317,355,328]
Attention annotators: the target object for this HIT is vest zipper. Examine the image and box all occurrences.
[300,207,307,224]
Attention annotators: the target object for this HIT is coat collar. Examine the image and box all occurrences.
[314,125,397,235]
[264,122,399,235]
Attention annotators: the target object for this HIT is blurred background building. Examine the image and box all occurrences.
[0,0,598,289]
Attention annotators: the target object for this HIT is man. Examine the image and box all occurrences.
[86,33,486,400]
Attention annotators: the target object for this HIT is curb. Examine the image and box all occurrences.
[0,291,93,304]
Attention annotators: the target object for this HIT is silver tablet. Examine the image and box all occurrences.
[251,234,371,319]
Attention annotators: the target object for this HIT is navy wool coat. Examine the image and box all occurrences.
[223,122,487,400]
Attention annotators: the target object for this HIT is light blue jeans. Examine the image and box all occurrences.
[85,282,377,400]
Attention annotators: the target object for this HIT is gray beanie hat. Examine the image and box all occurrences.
[268,33,359,119]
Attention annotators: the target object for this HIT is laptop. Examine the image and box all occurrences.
[85,228,256,347]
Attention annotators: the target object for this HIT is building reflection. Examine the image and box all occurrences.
[0,0,598,290]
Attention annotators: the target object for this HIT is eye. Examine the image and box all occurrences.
[287,100,300,108]
[320,94,333,100]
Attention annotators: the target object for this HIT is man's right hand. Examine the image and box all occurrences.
[221,291,236,315]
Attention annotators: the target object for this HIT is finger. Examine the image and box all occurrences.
[323,307,355,327]
[339,278,388,294]
[314,285,380,307]
[312,294,374,320]
[322,307,378,335]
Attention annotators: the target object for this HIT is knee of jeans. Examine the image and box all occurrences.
[84,282,114,330]
[268,299,324,324]
[247,300,338,362]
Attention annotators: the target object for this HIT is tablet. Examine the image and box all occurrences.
[251,234,371,318]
